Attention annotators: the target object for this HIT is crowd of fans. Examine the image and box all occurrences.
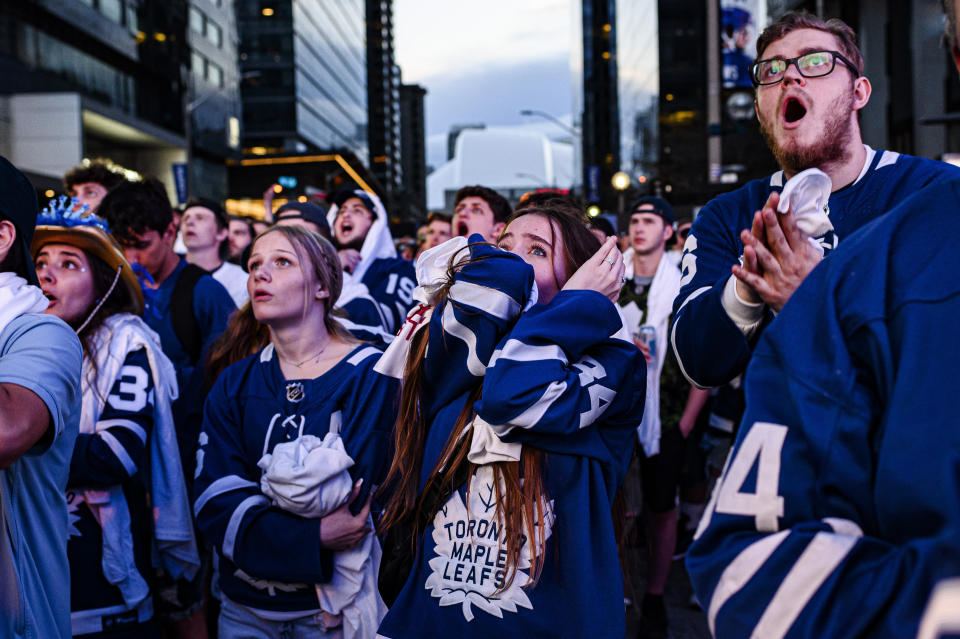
[4,7,960,639]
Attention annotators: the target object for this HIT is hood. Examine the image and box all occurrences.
[0,156,39,285]
[326,189,396,283]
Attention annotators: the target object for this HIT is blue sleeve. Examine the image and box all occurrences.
[0,314,81,451]
[193,275,235,357]
[193,372,333,583]
[477,290,646,446]
[341,295,389,332]
[422,235,535,413]
[685,236,959,639]
[338,350,401,507]
[69,349,155,487]
[671,198,771,388]
[366,259,417,334]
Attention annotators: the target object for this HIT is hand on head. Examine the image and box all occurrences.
[561,237,625,303]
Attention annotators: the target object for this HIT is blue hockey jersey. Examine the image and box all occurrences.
[686,179,960,638]
[362,257,416,335]
[671,147,960,389]
[68,349,156,632]
[193,342,398,616]
[376,238,647,639]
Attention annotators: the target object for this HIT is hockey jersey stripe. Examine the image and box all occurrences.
[494,380,568,432]
[99,430,138,476]
[671,286,713,388]
[753,522,862,638]
[489,341,565,367]
[223,495,269,561]
[449,280,522,320]
[707,529,790,635]
[194,474,259,516]
[347,346,381,366]
[876,150,900,170]
[442,303,485,376]
[98,418,148,444]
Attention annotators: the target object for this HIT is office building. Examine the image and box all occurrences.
[575,0,620,211]
[187,0,242,200]
[397,82,427,219]
[366,0,402,212]
[230,0,380,212]
[0,0,190,198]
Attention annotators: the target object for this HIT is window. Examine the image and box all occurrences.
[192,51,206,79]
[125,4,137,35]
[206,21,222,48]
[189,7,205,35]
[209,61,224,88]
[99,0,123,23]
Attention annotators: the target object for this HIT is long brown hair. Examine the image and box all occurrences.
[204,301,269,389]
[381,199,599,591]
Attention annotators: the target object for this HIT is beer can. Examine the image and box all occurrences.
[638,325,656,358]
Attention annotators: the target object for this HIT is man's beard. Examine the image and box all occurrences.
[760,88,854,175]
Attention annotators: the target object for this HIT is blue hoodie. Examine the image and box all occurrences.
[377,237,646,638]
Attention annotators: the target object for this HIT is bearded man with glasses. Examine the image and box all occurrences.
[670,11,960,396]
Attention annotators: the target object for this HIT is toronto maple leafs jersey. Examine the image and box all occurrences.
[686,179,960,638]
[362,257,417,335]
[67,349,156,628]
[193,343,398,617]
[671,146,960,389]
[376,238,647,639]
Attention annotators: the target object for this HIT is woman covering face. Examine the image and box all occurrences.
[193,225,398,637]
[376,199,646,639]
[32,199,198,638]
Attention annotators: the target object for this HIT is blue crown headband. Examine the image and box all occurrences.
[36,196,110,234]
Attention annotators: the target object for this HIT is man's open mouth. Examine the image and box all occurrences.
[457,222,468,236]
[783,96,807,124]
[341,223,354,234]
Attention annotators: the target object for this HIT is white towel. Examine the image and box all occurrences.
[80,314,199,610]
[259,434,386,639]
[777,168,833,252]
[622,251,682,456]
[0,273,47,335]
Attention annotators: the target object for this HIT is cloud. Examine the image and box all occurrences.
[421,55,572,134]
[395,0,570,82]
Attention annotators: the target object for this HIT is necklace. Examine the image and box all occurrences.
[280,342,330,368]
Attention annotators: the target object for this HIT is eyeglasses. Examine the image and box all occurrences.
[751,50,860,86]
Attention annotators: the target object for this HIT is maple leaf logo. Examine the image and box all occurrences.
[424,466,554,622]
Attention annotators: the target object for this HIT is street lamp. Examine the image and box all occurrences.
[612,171,630,219]
[519,109,581,138]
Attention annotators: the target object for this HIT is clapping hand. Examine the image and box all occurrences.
[732,191,822,312]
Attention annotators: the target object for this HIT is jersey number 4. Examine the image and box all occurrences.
[712,422,787,533]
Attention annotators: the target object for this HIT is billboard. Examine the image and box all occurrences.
[721,0,766,89]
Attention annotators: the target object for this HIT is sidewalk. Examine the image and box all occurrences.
[622,543,711,639]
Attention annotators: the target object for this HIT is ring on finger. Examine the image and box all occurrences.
[603,257,616,266]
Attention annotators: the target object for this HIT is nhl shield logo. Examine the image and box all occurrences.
[285,382,305,403]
